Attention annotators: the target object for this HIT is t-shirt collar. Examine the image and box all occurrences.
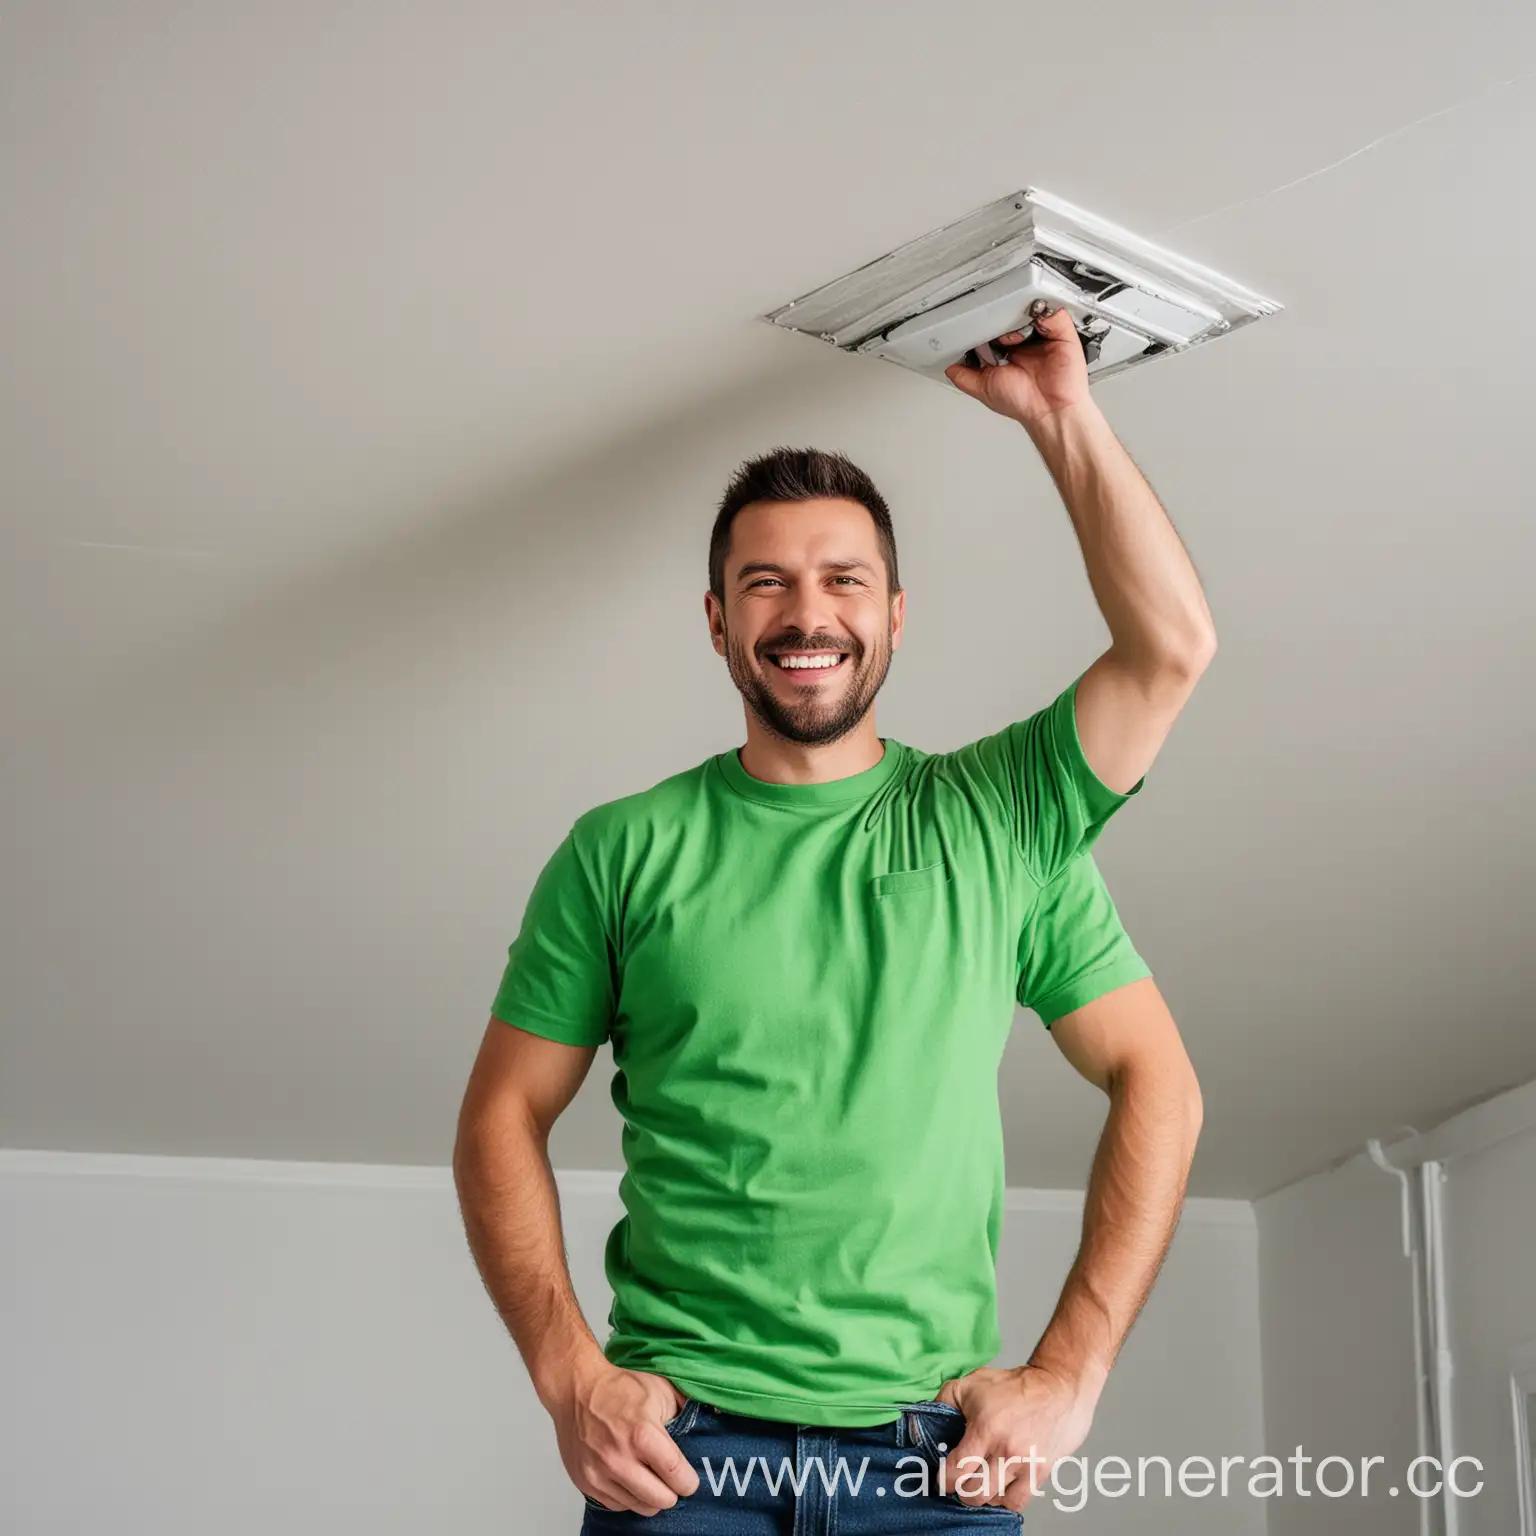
[715,737,903,809]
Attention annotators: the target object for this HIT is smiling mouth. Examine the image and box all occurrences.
[765,649,848,678]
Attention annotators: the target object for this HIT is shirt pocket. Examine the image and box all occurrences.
[870,859,952,898]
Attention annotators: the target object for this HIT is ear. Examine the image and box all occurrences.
[704,590,726,656]
[889,587,906,652]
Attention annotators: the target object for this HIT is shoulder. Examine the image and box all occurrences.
[559,757,717,919]
[568,755,716,853]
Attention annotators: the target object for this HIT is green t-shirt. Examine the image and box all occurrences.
[490,679,1149,1427]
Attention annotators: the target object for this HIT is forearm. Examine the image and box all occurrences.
[1027,1059,1203,1403]
[1024,400,1215,673]
[453,1109,607,1411]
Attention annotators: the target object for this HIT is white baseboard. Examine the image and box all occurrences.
[0,1146,1253,1225]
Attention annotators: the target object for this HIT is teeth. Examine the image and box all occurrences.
[775,654,842,670]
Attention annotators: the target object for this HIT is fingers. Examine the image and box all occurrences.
[588,1457,690,1518]
[1004,1481,1037,1515]
[996,307,1073,352]
[938,1432,986,1505]
[957,308,1072,380]
[586,1423,699,1515]
[585,1476,667,1515]
[943,361,985,395]
[940,1442,1044,1512]
[1030,304,1078,341]
[638,1420,701,1498]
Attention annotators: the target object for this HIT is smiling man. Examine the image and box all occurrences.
[455,309,1212,1532]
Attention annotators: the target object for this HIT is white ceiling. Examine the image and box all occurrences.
[2,2,1533,1200]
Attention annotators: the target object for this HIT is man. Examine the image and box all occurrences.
[455,307,1211,1531]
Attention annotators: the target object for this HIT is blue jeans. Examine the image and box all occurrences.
[579,1398,1023,1534]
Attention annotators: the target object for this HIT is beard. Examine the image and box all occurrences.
[723,620,894,747]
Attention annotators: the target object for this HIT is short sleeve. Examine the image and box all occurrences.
[939,677,1142,885]
[490,826,616,1047]
[1017,851,1151,1027]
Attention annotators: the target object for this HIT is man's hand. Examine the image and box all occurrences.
[934,1362,1100,1513]
[943,306,1093,428]
[549,1360,700,1516]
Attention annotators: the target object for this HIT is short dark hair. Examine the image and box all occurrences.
[708,447,900,600]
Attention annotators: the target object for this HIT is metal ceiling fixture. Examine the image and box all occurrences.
[760,187,1282,387]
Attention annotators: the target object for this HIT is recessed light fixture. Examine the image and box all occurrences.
[760,187,1281,387]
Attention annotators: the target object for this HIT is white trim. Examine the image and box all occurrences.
[1414,1078,1536,1167]
[0,1150,1251,1224]
[1512,1344,1536,1536]
[1300,1074,1536,1193]
[1372,1078,1536,1172]
[0,1147,457,1190]
[0,1149,631,1198]
[1003,1185,1254,1227]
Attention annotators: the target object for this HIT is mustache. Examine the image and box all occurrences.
[758,634,860,656]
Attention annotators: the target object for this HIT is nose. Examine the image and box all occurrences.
[775,582,840,642]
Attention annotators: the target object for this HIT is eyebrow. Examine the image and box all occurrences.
[734,558,877,582]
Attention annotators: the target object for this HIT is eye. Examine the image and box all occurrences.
[747,577,783,589]
[832,575,861,586]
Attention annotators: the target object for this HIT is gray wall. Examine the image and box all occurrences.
[1255,1156,1419,1534]
[1441,1126,1536,1533]
[0,1153,1264,1534]
[997,1192,1266,1533]
[1256,1107,1536,1534]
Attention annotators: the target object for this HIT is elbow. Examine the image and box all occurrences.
[1163,622,1217,685]
[1171,1054,1205,1160]
[451,1116,476,1194]
[1186,621,1217,679]
[1119,623,1216,695]
[452,1093,495,1192]
[1116,1055,1203,1153]
[1183,1067,1205,1146]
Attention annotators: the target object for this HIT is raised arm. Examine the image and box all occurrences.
[947,310,1218,794]
[453,1019,698,1515]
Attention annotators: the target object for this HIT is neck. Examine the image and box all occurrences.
[736,713,885,786]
